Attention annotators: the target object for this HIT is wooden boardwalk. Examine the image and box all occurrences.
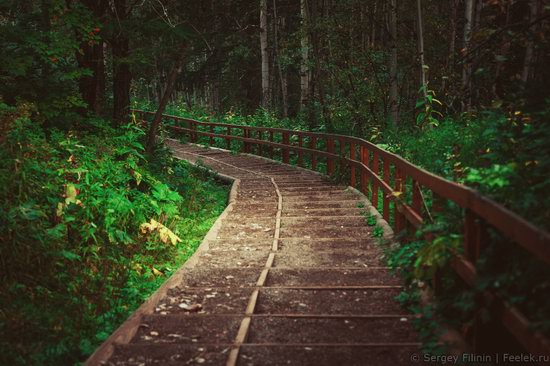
[86,140,420,366]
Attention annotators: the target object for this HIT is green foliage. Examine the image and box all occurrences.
[0,1,100,127]
[372,225,384,238]
[385,107,550,230]
[365,214,377,227]
[415,87,443,129]
[0,108,228,365]
[413,234,460,281]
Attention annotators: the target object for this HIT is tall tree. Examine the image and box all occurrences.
[260,0,270,108]
[111,0,132,124]
[76,0,107,114]
[300,0,310,110]
[521,0,540,89]
[444,0,458,93]
[389,0,399,126]
[462,0,474,111]
[416,0,427,98]
[273,0,288,117]
[146,44,188,153]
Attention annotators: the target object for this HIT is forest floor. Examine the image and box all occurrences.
[89,140,422,366]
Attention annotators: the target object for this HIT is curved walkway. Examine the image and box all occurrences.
[88,140,420,366]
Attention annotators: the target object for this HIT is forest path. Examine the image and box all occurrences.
[95,140,420,366]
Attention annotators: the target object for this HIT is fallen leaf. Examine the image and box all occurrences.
[178,303,202,312]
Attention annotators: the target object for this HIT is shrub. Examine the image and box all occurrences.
[0,108,228,365]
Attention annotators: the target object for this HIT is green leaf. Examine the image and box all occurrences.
[59,250,81,261]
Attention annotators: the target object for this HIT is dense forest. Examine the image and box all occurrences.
[1,0,549,365]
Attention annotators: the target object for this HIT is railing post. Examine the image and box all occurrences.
[311,137,318,171]
[298,135,304,167]
[430,193,445,295]
[269,131,274,159]
[350,142,356,187]
[394,168,405,234]
[327,137,335,175]
[412,181,422,216]
[282,132,290,163]
[464,209,488,264]
[257,130,263,156]
[196,121,200,143]
[463,210,491,354]
[190,121,197,143]
[382,160,390,221]
[226,126,231,150]
[339,138,345,175]
[243,128,251,153]
[360,145,367,195]
[209,125,214,146]
[372,151,379,209]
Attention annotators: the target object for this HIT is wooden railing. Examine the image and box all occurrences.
[134,109,550,360]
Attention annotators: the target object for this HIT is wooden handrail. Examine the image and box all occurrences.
[133,108,550,360]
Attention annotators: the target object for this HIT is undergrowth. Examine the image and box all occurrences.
[0,103,228,365]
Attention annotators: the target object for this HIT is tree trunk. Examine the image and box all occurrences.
[462,0,474,111]
[273,0,288,118]
[444,0,458,93]
[300,0,310,110]
[521,0,540,89]
[260,0,270,109]
[112,0,131,124]
[389,0,399,127]
[146,45,188,153]
[371,0,378,47]
[416,0,427,98]
[77,0,107,114]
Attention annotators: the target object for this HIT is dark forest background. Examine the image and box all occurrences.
[1,0,549,364]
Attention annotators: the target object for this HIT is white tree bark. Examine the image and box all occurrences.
[416,0,427,98]
[260,0,270,108]
[462,0,474,111]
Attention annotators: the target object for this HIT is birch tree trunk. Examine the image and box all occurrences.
[260,0,270,108]
[300,0,310,110]
[462,0,474,111]
[416,0,427,98]
[389,0,399,126]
